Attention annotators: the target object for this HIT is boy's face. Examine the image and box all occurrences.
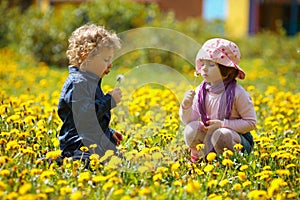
[83,47,114,78]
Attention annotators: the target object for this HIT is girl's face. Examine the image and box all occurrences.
[82,47,114,78]
[198,60,223,84]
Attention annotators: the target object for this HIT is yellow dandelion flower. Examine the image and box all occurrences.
[0,139,7,145]
[18,183,32,195]
[234,143,244,151]
[57,180,68,185]
[102,181,114,190]
[222,159,233,167]
[0,156,12,164]
[0,169,10,177]
[238,172,247,181]
[152,151,163,160]
[120,195,133,200]
[5,192,18,199]
[222,149,234,158]
[171,161,180,172]
[233,183,242,190]
[219,179,229,187]
[247,190,268,200]
[99,150,114,163]
[152,173,162,181]
[206,152,217,162]
[90,153,100,160]
[204,164,214,173]
[287,192,297,199]
[186,180,200,193]
[106,156,122,169]
[195,168,204,175]
[113,189,124,196]
[276,169,290,176]
[0,180,6,191]
[173,180,182,186]
[242,180,252,187]
[45,150,62,160]
[40,170,56,180]
[5,140,20,151]
[70,191,82,200]
[260,153,270,160]
[44,187,55,194]
[78,171,90,183]
[207,180,218,188]
[286,164,296,169]
[89,144,98,149]
[6,114,20,123]
[138,187,152,196]
[92,175,107,184]
[138,165,149,173]
[268,178,285,197]
[72,160,82,169]
[209,194,222,200]
[240,165,248,171]
[157,166,169,173]
[30,168,42,176]
[60,187,72,195]
[51,138,60,148]
[196,144,205,151]
[80,146,89,152]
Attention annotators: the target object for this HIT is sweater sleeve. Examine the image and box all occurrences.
[179,87,201,125]
[222,85,256,133]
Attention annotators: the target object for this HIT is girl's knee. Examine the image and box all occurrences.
[210,128,241,153]
[211,129,233,147]
[184,121,203,147]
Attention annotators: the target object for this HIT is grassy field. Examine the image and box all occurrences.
[0,47,299,200]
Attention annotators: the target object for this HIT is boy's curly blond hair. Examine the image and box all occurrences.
[66,24,121,66]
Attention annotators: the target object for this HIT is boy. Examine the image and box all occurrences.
[58,24,123,164]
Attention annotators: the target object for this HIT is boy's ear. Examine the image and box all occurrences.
[82,53,88,61]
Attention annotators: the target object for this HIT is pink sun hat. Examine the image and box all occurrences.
[196,38,245,80]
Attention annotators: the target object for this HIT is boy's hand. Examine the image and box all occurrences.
[109,87,122,104]
[113,131,123,146]
[182,89,195,109]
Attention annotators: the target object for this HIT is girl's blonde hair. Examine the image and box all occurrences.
[66,24,121,66]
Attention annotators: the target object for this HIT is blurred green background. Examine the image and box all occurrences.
[1,0,299,92]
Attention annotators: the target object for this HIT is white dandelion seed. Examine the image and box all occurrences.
[116,74,125,84]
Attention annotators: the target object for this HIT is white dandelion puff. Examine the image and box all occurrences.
[116,74,125,84]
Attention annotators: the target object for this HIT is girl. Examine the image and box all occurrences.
[179,38,256,162]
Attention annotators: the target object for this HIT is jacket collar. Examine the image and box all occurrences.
[69,66,102,84]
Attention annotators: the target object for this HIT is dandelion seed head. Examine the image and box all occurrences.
[116,74,125,83]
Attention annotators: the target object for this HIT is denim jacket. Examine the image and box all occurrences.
[58,66,117,157]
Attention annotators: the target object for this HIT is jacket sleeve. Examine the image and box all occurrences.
[95,93,116,119]
[222,86,256,133]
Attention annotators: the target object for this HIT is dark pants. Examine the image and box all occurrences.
[240,132,254,154]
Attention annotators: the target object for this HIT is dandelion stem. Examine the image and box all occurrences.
[220,166,228,181]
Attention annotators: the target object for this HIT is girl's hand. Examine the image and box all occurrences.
[182,89,195,109]
[109,87,122,104]
[206,120,223,133]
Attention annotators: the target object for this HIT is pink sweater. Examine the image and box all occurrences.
[180,84,256,134]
